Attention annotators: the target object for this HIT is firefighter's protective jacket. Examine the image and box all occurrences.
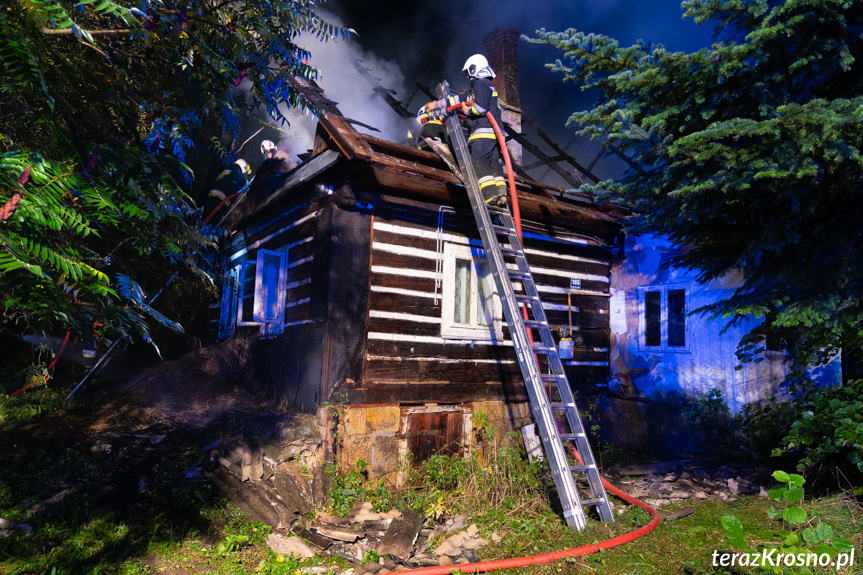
[433,77,501,143]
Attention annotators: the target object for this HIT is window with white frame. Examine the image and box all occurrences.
[219,248,288,338]
[440,243,502,341]
[638,284,689,351]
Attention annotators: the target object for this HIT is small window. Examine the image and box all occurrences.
[224,249,288,337]
[441,243,502,340]
[638,285,689,351]
[236,260,259,326]
[253,250,286,324]
[218,266,240,339]
[667,289,686,347]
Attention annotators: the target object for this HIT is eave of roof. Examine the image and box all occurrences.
[230,113,629,231]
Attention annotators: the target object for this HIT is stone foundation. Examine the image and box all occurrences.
[331,401,533,485]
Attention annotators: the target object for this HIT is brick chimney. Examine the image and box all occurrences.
[483,28,522,168]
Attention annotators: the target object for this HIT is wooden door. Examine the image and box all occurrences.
[406,411,463,464]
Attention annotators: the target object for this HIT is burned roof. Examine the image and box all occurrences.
[226,111,627,235]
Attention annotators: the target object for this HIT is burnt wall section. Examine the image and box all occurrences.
[321,199,373,400]
[227,199,332,411]
[360,197,614,405]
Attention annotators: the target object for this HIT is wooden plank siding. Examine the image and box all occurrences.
[363,203,614,401]
[219,204,322,335]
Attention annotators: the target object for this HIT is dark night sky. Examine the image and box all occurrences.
[281,1,718,184]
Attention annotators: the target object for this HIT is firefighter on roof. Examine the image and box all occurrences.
[408,104,446,151]
[425,54,507,208]
[203,158,250,224]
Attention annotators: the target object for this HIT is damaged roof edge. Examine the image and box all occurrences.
[227,149,341,229]
[229,113,627,231]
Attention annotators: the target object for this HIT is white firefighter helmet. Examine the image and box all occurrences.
[261,139,277,157]
[462,54,495,79]
[234,158,250,175]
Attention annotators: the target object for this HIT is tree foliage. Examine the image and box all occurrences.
[528,0,863,373]
[1,0,348,351]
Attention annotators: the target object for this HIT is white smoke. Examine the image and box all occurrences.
[276,11,411,164]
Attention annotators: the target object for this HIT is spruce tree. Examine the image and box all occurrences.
[528,0,863,380]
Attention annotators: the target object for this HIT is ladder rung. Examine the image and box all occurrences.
[541,374,567,381]
[550,402,577,410]
[579,498,606,507]
[499,247,520,257]
[515,294,540,303]
[559,433,586,440]
[522,319,545,328]
[492,224,516,235]
[570,464,596,473]
[507,270,531,281]
[531,345,557,353]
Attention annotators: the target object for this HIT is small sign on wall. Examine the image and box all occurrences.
[570,278,582,290]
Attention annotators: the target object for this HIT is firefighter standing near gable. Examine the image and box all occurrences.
[425,54,508,208]
[259,139,294,173]
[247,139,295,200]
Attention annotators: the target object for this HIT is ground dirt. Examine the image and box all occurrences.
[0,334,299,574]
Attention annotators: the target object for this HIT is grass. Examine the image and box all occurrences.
[2,394,861,575]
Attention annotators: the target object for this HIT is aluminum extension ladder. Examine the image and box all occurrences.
[441,111,615,530]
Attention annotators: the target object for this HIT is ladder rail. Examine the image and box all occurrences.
[441,110,615,529]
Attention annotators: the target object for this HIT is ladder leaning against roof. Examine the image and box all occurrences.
[437,86,615,531]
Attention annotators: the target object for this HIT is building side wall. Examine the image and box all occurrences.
[220,199,332,411]
[606,233,841,453]
[357,199,615,405]
[609,234,786,412]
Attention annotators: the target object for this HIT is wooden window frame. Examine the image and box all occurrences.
[440,242,503,341]
[218,265,240,339]
[230,249,289,337]
[637,284,690,352]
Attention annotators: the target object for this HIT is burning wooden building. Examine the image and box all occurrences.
[208,109,625,482]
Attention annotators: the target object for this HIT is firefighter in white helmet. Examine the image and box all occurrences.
[245,138,295,200]
[261,139,278,159]
[425,54,507,208]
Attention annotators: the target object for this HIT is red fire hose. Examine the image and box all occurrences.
[397,475,659,575]
[406,103,661,575]
[9,330,71,397]
[202,191,242,224]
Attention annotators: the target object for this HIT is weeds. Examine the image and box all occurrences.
[399,434,550,533]
[326,460,368,516]
[720,470,855,574]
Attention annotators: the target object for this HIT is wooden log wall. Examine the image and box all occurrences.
[221,204,323,330]
[213,201,330,410]
[363,201,613,404]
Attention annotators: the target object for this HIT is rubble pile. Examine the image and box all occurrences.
[265,504,501,571]
[610,459,769,509]
[202,413,329,529]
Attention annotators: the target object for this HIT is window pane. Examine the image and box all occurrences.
[240,263,256,323]
[454,258,471,324]
[645,290,661,346]
[260,252,281,321]
[475,261,493,326]
[668,289,686,347]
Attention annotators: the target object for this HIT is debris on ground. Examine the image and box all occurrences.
[609,459,771,509]
[267,503,502,571]
[0,518,32,537]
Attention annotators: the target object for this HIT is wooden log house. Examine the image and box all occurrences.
[210,113,625,481]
